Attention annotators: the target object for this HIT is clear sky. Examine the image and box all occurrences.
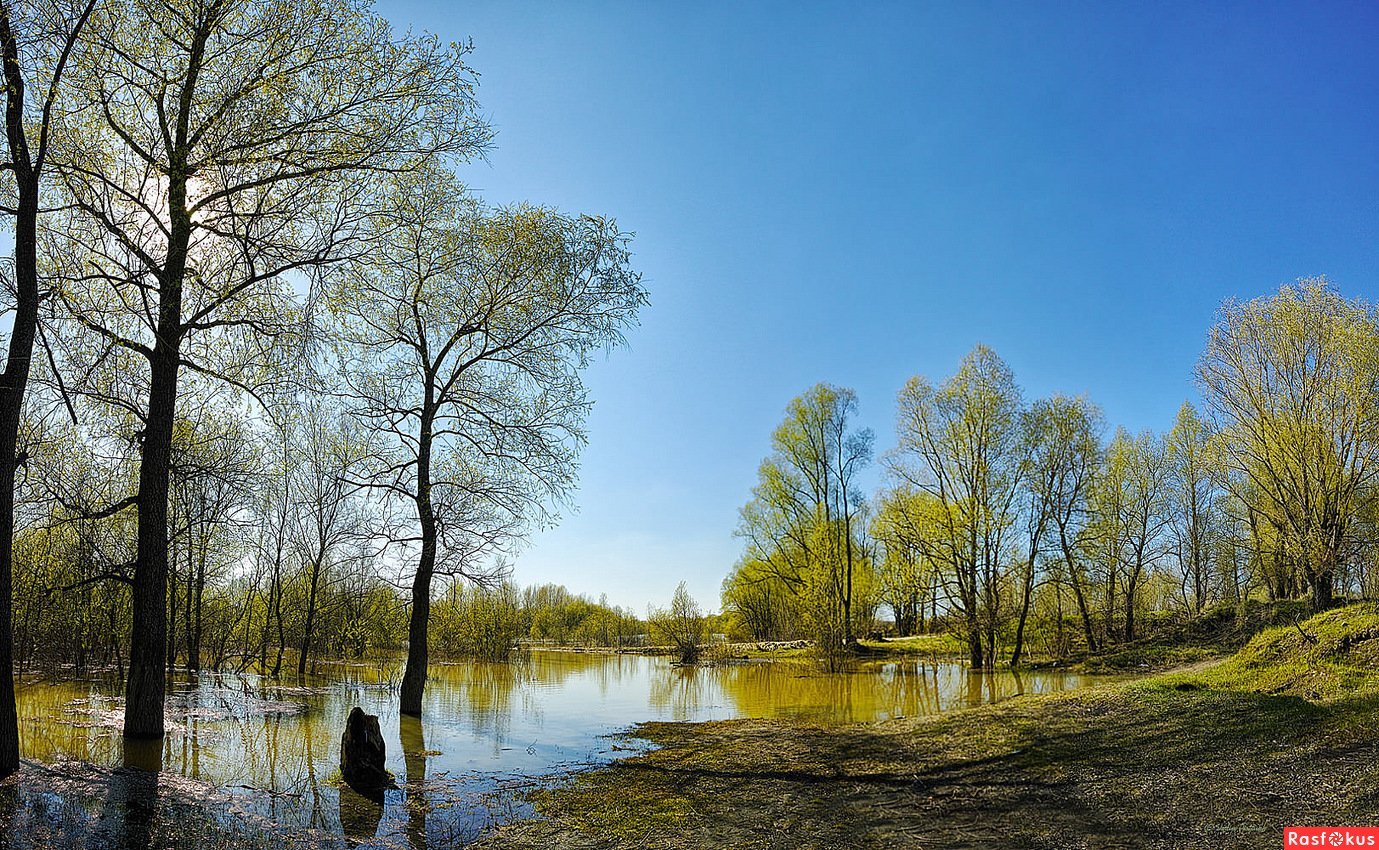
[376,0,1379,613]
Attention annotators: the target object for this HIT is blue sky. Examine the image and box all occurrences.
[378,0,1379,613]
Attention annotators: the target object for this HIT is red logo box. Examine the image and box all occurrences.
[1286,827,1379,847]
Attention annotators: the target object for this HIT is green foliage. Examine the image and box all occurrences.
[732,384,877,652]
[1198,602,1379,701]
[1199,279,1379,608]
[432,582,526,661]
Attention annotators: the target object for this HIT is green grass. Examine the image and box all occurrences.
[1070,598,1314,673]
[855,631,967,656]
[1162,601,1379,702]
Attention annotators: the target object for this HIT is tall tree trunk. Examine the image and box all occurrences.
[1059,530,1098,653]
[125,174,190,738]
[400,408,436,717]
[297,559,321,678]
[0,7,36,776]
[126,337,181,739]
[0,209,33,774]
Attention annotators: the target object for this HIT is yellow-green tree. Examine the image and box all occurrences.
[871,487,937,637]
[1087,427,1169,641]
[890,345,1023,668]
[1198,279,1379,610]
[734,384,875,651]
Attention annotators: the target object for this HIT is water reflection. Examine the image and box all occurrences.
[401,714,428,850]
[11,652,1113,845]
[93,741,161,850]
[336,785,382,842]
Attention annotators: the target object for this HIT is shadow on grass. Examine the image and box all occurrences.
[483,685,1376,850]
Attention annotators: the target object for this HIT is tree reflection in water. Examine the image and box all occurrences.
[92,739,160,850]
[5,653,1108,848]
[400,714,428,850]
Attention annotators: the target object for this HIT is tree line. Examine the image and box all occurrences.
[0,0,646,778]
[724,280,1379,668]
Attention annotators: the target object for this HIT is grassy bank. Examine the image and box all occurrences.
[476,603,1379,850]
[1064,599,1314,673]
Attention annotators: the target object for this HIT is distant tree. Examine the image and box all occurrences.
[721,558,801,641]
[1165,401,1222,613]
[1030,395,1104,653]
[650,582,705,664]
[286,399,372,677]
[1092,428,1169,641]
[735,384,874,652]
[1010,397,1066,666]
[1197,279,1379,610]
[871,487,935,637]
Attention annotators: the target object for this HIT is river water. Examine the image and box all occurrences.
[10,650,1109,846]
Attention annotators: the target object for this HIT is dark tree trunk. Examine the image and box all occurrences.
[0,195,33,773]
[126,338,181,739]
[400,408,436,717]
[0,10,37,775]
[1311,570,1334,612]
[400,556,434,714]
[125,164,190,738]
[965,611,984,670]
[298,559,322,678]
[0,0,94,776]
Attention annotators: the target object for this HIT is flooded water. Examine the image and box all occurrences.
[9,651,1110,846]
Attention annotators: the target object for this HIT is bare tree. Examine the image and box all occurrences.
[331,168,644,716]
[287,397,372,677]
[649,582,705,664]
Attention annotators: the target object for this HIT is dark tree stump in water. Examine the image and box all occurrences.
[340,707,391,801]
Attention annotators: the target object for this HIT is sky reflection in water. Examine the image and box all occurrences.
[9,651,1107,846]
